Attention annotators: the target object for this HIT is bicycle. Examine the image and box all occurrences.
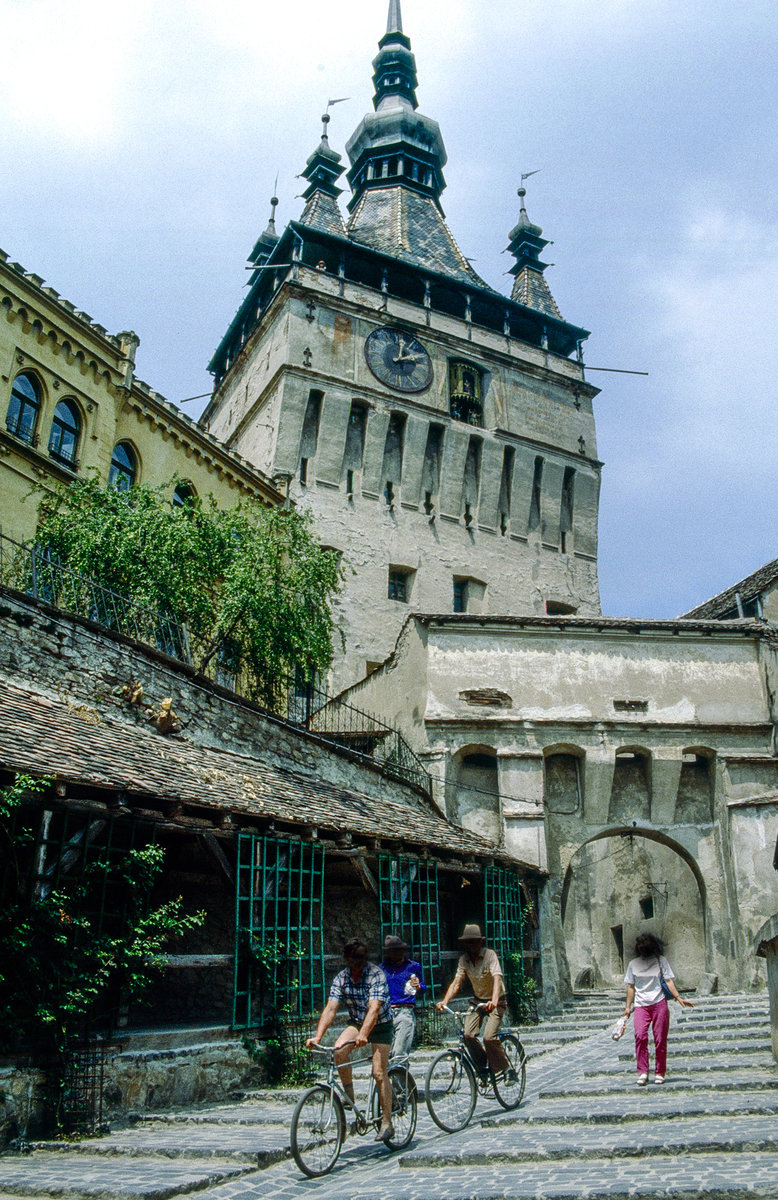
[290,1040,418,1177]
[424,1003,527,1132]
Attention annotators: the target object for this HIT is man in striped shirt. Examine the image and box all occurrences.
[307,938,395,1141]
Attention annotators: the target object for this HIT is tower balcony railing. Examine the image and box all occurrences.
[0,530,432,800]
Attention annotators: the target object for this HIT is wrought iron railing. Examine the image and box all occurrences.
[0,531,190,662]
[0,531,431,798]
[258,673,432,797]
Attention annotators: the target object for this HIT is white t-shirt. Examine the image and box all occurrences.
[624,955,675,1007]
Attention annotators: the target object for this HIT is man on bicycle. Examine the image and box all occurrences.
[306,938,395,1142]
[436,923,512,1077]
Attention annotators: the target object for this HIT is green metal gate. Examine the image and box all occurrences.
[233,833,325,1029]
[377,854,441,997]
[484,865,525,976]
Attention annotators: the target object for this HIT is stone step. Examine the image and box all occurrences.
[0,1155,256,1200]
[399,1112,778,1167]
[588,1052,773,1077]
[391,1152,778,1197]
[115,1026,238,1052]
[616,1038,771,1061]
[489,1089,778,1126]
[140,1097,299,1120]
[542,1068,778,1098]
[30,1122,289,1165]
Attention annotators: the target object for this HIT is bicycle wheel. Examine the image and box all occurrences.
[290,1085,345,1178]
[424,1049,477,1132]
[371,1065,418,1149]
[492,1034,527,1110]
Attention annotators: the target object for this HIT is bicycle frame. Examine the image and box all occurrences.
[308,1041,411,1132]
[441,1002,506,1080]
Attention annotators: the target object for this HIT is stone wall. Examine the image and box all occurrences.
[204,270,602,691]
[0,587,430,814]
[347,614,778,995]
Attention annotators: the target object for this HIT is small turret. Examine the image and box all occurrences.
[507,187,563,320]
[299,112,347,237]
[249,196,280,268]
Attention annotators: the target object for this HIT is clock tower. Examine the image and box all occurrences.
[201,1,602,691]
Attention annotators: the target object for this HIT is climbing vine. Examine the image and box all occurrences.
[31,478,342,704]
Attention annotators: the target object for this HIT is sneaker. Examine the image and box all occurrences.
[374,1123,395,1143]
[636,1074,648,1086]
[654,1075,665,1085]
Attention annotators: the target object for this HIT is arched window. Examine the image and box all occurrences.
[48,399,81,467]
[172,482,196,508]
[108,442,137,491]
[6,373,41,444]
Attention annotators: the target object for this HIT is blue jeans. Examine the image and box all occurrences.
[390,1006,415,1058]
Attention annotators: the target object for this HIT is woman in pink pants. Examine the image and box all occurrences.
[623,933,694,1085]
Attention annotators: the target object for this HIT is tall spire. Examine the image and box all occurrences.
[373,0,417,110]
[386,0,403,35]
[346,3,446,212]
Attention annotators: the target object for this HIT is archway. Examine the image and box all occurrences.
[561,827,707,989]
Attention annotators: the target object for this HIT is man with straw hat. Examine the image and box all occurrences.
[436,924,511,1076]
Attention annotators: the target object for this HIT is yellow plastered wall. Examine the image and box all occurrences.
[0,256,281,543]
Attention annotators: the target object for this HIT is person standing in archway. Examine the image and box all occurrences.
[623,932,695,1085]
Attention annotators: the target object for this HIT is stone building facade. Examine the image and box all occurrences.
[341,613,778,999]
[0,580,539,1139]
[201,3,601,691]
[0,249,282,545]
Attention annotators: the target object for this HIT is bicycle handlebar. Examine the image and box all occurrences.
[437,1002,490,1019]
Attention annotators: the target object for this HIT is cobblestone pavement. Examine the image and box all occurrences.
[1,994,776,1200]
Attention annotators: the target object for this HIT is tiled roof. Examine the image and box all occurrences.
[511,267,563,320]
[680,556,778,619]
[0,679,529,868]
[347,188,490,290]
[299,191,346,238]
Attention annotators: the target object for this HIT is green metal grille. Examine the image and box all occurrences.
[377,854,441,997]
[233,833,325,1029]
[484,865,524,976]
[2,803,156,934]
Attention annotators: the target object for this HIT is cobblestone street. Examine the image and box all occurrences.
[1,994,776,1200]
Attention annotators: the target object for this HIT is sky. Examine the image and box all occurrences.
[1,0,776,619]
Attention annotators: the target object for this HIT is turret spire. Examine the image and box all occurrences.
[298,112,346,237]
[507,186,563,319]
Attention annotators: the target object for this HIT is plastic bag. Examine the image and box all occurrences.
[610,1014,628,1041]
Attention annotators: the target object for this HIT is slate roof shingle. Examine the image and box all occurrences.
[0,679,532,869]
[680,556,778,619]
[347,188,491,290]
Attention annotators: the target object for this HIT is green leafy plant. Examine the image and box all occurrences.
[0,775,205,1132]
[29,478,342,703]
[241,939,314,1086]
[504,953,538,1027]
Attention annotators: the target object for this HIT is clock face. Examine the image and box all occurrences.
[364,327,433,393]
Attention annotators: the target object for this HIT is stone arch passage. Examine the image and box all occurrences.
[561,827,707,989]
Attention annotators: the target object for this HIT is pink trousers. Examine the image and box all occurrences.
[633,999,669,1076]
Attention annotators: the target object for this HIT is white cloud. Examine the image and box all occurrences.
[0,0,153,140]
